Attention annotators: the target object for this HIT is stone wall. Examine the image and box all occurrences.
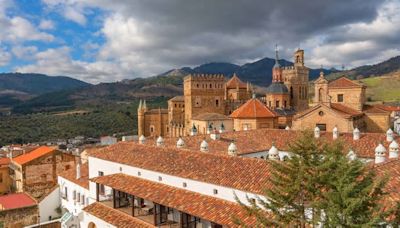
[0,206,38,228]
[363,113,390,133]
[328,87,365,111]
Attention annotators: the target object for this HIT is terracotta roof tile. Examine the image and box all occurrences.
[91,173,256,226]
[230,98,276,118]
[88,142,272,195]
[58,163,89,189]
[161,128,399,159]
[363,104,390,114]
[13,146,56,165]
[0,157,10,166]
[330,103,363,117]
[226,74,247,89]
[374,159,400,208]
[83,202,155,228]
[328,76,364,88]
[0,193,37,210]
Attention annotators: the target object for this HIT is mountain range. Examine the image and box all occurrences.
[1,55,400,113]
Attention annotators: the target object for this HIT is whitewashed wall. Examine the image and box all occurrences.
[39,187,61,222]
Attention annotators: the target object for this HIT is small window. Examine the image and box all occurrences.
[0,173,3,183]
[316,124,327,131]
[150,126,154,133]
[175,104,177,108]
[276,100,280,107]
[213,189,218,195]
[183,182,187,188]
[138,171,141,176]
[158,176,162,181]
[73,190,76,200]
[284,100,287,108]
[64,187,68,199]
[319,111,324,116]
[196,84,199,88]
[250,198,256,204]
[98,171,104,176]
[119,167,122,172]
[337,94,344,102]
[81,195,85,205]
[216,99,219,107]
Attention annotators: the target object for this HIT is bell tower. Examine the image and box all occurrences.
[294,49,304,67]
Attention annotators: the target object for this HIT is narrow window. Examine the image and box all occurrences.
[183,182,187,188]
[216,99,219,107]
[213,189,218,195]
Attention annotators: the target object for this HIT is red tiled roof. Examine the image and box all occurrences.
[0,193,37,210]
[330,103,364,117]
[374,159,400,207]
[88,142,272,195]
[58,163,89,189]
[13,146,56,165]
[161,128,398,159]
[230,98,276,118]
[91,173,256,227]
[363,104,390,114]
[328,76,364,88]
[226,74,247,89]
[83,202,155,228]
[0,158,10,166]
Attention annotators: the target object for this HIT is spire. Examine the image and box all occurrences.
[274,44,280,68]
[138,99,142,111]
[143,100,147,110]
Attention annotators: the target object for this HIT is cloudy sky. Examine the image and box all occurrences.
[0,0,399,83]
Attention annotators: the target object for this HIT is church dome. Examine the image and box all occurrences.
[265,82,288,94]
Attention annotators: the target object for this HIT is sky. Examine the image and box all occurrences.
[0,0,399,84]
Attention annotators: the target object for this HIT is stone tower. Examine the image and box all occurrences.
[266,47,290,109]
[137,99,147,136]
[282,49,309,111]
[183,74,226,134]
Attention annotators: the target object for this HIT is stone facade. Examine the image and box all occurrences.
[293,75,390,133]
[138,74,253,137]
[10,151,75,200]
[233,118,277,131]
[0,206,38,228]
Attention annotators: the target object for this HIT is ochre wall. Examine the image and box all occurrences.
[233,118,277,131]
[292,106,354,133]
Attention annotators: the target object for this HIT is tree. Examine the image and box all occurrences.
[236,131,327,227]
[319,143,389,227]
[236,131,390,227]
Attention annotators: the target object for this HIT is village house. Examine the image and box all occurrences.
[0,192,38,227]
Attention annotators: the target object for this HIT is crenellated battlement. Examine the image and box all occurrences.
[184,74,226,81]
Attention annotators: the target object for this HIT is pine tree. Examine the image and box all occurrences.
[319,143,389,227]
[235,131,391,227]
[236,131,326,227]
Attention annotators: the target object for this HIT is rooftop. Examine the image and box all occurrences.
[161,128,398,159]
[328,76,365,89]
[91,173,256,226]
[58,163,89,189]
[192,112,230,121]
[225,73,247,89]
[12,146,56,165]
[0,193,37,210]
[83,202,155,228]
[88,141,272,195]
[168,96,184,102]
[230,98,276,119]
[0,157,10,166]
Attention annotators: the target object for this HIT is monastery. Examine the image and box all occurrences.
[138,48,390,137]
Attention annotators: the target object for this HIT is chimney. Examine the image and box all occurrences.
[389,140,399,159]
[228,142,237,156]
[219,123,225,134]
[200,140,208,152]
[333,126,339,140]
[76,160,81,179]
[353,128,360,140]
[285,126,290,130]
[139,135,146,144]
[375,143,386,164]
[156,136,164,147]
[387,128,394,142]
[346,148,357,161]
[190,124,198,136]
[314,126,320,138]
[268,144,280,161]
[176,138,185,148]
[210,128,220,140]
[207,123,213,134]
